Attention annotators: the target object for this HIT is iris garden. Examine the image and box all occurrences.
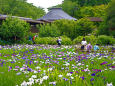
[0,45,115,86]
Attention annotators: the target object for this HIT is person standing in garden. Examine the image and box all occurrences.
[32,35,36,44]
[32,34,38,44]
[57,37,62,47]
[29,36,32,41]
[81,38,87,51]
[94,44,99,51]
[86,42,92,52]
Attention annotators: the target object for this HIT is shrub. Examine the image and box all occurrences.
[54,18,95,40]
[73,36,83,44]
[35,37,57,45]
[39,23,60,37]
[0,40,12,45]
[34,36,72,45]
[97,35,115,45]
[0,16,30,43]
[54,19,77,40]
[97,21,110,36]
[85,35,97,45]
[61,35,72,45]
[75,18,96,36]
[73,35,97,45]
[24,40,33,45]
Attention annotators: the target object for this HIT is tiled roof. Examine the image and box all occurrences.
[37,8,77,21]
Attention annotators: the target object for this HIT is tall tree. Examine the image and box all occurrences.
[65,0,111,6]
[0,0,45,19]
[106,0,115,30]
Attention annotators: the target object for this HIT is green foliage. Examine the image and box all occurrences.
[65,0,111,6]
[0,17,30,42]
[97,35,115,45]
[0,0,45,19]
[75,18,95,36]
[61,1,79,18]
[61,35,72,45]
[85,35,97,45]
[79,5,107,18]
[39,24,60,37]
[73,35,97,45]
[35,36,72,45]
[35,37,57,45]
[24,40,33,45]
[0,39,12,45]
[97,0,115,37]
[97,21,110,36]
[54,19,77,39]
[54,19,95,40]
[73,36,83,44]
[106,0,115,30]
[51,0,110,19]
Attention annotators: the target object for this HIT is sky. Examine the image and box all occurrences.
[27,0,64,12]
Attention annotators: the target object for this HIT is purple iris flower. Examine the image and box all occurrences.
[15,66,19,68]
[70,79,72,84]
[80,76,84,80]
[69,72,73,74]
[27,68,31,71]
[91,62,93,64]
[11,61,15,63]
[90,78,94,81]
[91,73,95,76]
[22,57,26,60]
[100,61,107,65]
[29,61,33,65]
[63,58,66,60]
[93,69,101,72]
[111,57,114,60]
[75,71,79,73]
[111,66,115,68]
[107,64,112,66]
[0,61,4,66]
[8,67,12,71]
[69,59,72,61]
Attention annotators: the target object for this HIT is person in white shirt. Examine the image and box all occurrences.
[81,38,87,50]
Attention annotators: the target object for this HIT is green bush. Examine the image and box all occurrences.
[73,36,83,44]
[35,37,57,45]
[73,35,97,45]
[0,16,30,43]
[54,18,95,40]
[39,23,60,37]
[97,35,115,45]
[0,40,12,45]
[35,36,72,45]
[75,18,96,37]
[61,35,72,45]
[54,19,77,40]
[97,21,110,36]
[85,35,97,45]
[24,40,33,45]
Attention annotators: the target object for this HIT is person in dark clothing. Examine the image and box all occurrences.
[57,37,62,47]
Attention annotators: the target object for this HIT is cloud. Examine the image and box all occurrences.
[27,0,63,12]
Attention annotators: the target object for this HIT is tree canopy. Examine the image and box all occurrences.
[0,17,30,41]
[49,0,111,19]
[106,0,115,30]
[0,0,45,19]
[65,0,111,6]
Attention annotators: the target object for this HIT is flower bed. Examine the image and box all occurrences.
[0,45,114,86]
